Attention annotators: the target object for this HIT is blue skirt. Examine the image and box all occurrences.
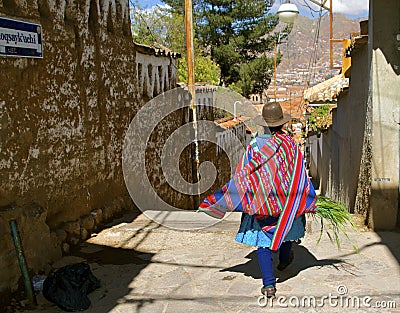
[235,214,306,248]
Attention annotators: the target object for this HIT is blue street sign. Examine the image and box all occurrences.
[0,16,43,58]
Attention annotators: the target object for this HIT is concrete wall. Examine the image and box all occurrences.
[216,123,246,168]
[318,43,369,213]
[309,43,369,213]
[307,134,322,188]
[312,1,400,229]
[0,0,137,226]
[369,0,400,229]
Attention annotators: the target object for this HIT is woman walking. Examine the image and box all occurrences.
[198,102,317,297]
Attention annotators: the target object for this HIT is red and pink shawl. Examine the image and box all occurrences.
[198,132,317,250]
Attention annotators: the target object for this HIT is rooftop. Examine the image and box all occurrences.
[214,116,249,130]
[134,42,181,58]
[303,74,349,104]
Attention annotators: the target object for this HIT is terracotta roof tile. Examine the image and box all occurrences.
[214,116,249,129]
[303,74,349,103]
[134,42,181,58]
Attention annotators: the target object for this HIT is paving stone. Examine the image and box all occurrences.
[20,212,400,313]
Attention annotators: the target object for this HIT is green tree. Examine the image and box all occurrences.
[130,2,220,85]
[130,3,184,49]
[237,55,280,98]
[309,105,332,133]
[164,0,284,97]
[178,46,220,84]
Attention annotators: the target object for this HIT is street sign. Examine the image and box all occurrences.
[0,16,43,58]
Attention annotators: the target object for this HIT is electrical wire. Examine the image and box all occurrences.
[304,8,325,87]
[288,5,324,115]
[129,1,159,43]
[299,0,324,17]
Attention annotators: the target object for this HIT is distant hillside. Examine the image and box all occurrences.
[277,13,362,72]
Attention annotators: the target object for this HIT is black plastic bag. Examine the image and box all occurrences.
[43,262,100,312]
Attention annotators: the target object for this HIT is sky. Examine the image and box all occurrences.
[271,0,369,20]
[134,0,369,20]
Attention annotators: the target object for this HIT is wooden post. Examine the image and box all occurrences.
[184,0,200,208]
[329,0,333,69]
[184,0,195,86]
[274,40,277,102]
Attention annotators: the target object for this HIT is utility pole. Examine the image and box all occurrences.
[184,0,200,208]
[274,40,277,102]
[185,0,195,86]
[329,0,333,69]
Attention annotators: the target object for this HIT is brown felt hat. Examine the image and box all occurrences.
[254,102,290,127]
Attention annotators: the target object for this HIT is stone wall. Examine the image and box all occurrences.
[0,0,140,297]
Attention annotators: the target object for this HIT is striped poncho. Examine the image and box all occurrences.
[198,132,317,250]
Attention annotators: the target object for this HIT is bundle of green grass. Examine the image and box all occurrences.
[313,196,358,252]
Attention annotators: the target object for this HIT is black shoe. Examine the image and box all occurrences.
[277,251,294,271]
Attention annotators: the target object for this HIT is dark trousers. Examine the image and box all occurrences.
[256,241,292,286]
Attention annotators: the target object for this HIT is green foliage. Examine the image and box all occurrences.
[213,108,233,120]
[308,105,332,133]
[178,48,220,85]
[226,82,243,95]
[195,55,220,84]
[163,0,283,96]
[130,3,220,85]
[237,56,275,98]
[325,73,334,80]
[130,3,184,50]
[315,196,358,252]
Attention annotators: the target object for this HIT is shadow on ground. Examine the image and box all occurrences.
[377,231,400,264]
[27,208,157,313]
[220,243,344,284]
[76,244,154,313]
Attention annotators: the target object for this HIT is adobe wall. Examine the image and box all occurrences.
[0,0,138,297]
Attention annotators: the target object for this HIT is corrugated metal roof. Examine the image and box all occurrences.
[303,74,349,103]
